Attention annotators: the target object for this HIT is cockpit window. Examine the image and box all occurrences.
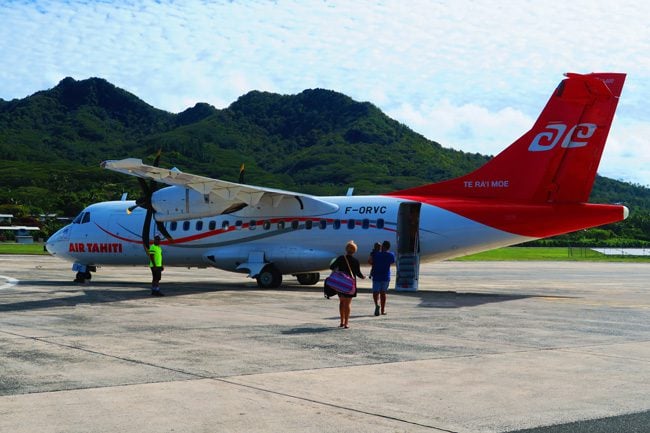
[73,212,91,224]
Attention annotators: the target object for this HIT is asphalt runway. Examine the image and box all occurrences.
[0,255,649,433]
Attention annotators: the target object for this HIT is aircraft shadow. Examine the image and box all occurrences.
[394,290,576,309]
[0,280,573,313]
[0,280,258,312]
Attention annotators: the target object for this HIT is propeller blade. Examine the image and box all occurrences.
[138,150,163,253]
[137,178,151,198]
[239,163,245,184]
[153,148,162,167]
[147,151,161,197]
[156,220,173,242]
[142,208,153,252]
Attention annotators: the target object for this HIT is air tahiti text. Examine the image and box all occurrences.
[344,206,387,214]
[69,243,123,253]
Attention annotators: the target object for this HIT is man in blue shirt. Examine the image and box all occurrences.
[368,240,395,316]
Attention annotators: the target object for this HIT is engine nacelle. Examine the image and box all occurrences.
[152,186,243,222]
[151,185,338,222]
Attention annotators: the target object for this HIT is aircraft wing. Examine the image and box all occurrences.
[101,158,338,212]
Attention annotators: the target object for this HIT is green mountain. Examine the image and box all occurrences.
[0,77,648,244]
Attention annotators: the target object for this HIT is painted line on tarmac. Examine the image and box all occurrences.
[0,275,19,289]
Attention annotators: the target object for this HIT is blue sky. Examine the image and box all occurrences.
[2,0,649,186]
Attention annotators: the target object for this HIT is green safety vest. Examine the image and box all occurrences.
[148,244,163,267]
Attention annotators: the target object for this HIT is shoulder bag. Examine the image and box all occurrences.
[324,255,357,295]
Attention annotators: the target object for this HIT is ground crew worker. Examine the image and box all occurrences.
[148,235,164,296]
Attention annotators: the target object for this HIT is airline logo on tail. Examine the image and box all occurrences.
[529,122,597,152]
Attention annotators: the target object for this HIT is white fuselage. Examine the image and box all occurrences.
[46,195,531,275]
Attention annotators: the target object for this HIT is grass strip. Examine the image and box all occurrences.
[0,243,49,255]
[454,247,650,262]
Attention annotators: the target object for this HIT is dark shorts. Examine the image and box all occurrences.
[372,280,390,293]
[150,267,162,280]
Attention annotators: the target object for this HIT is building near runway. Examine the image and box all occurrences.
[591,248,650,257]
[0,214,39,243]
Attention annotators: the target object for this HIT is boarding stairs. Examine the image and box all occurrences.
[394,253,419,291]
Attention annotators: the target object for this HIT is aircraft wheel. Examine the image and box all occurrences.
[296,272,320,285]
[74,271,91,283]
[256,265,282,288]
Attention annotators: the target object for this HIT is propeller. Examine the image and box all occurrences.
[129,150,173,251]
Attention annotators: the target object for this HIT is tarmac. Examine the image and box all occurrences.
[0,254,649,433]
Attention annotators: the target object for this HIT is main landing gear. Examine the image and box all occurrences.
[296,272,320,285]
[255,267,321,289]
[256,264,282,289]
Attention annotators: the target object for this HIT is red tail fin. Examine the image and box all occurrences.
[390,73,625,203]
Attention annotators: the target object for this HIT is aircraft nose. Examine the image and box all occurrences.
[45,226,71,257]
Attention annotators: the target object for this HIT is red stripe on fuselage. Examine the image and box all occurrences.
[392,195,626,238]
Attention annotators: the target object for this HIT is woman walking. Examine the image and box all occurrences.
[330,240,365,328]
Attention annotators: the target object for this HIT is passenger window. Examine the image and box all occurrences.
[263,220,271,230]
[376,218,384,229]
[209,221,216,230]
[347,219,355,229]
[277,221,285,230]
[235,220,243,230]
[196,221,203,231]
[170,221,178,231]
[291,220,299,230]
[305,220,313,230]
[362,219,370,229]
[81,212,91,224]
[183,221,190,231]
[319,219,327,229]
[222,221,229,230]
[333,220,341,230]
[249,220,257,230]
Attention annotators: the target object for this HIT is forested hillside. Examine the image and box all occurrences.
[0,77,648,245]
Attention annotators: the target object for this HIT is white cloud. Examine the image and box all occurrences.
[388,100,533,156]
[1,0,649,185]
[602,120,650,187]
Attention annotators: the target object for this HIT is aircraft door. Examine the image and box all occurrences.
[395,202,421,291]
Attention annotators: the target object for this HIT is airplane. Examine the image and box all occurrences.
[45,72,628,290]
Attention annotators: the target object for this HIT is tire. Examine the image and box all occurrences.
[256,265,282,288]
[296,272,320,285]
[74,271,91,283]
